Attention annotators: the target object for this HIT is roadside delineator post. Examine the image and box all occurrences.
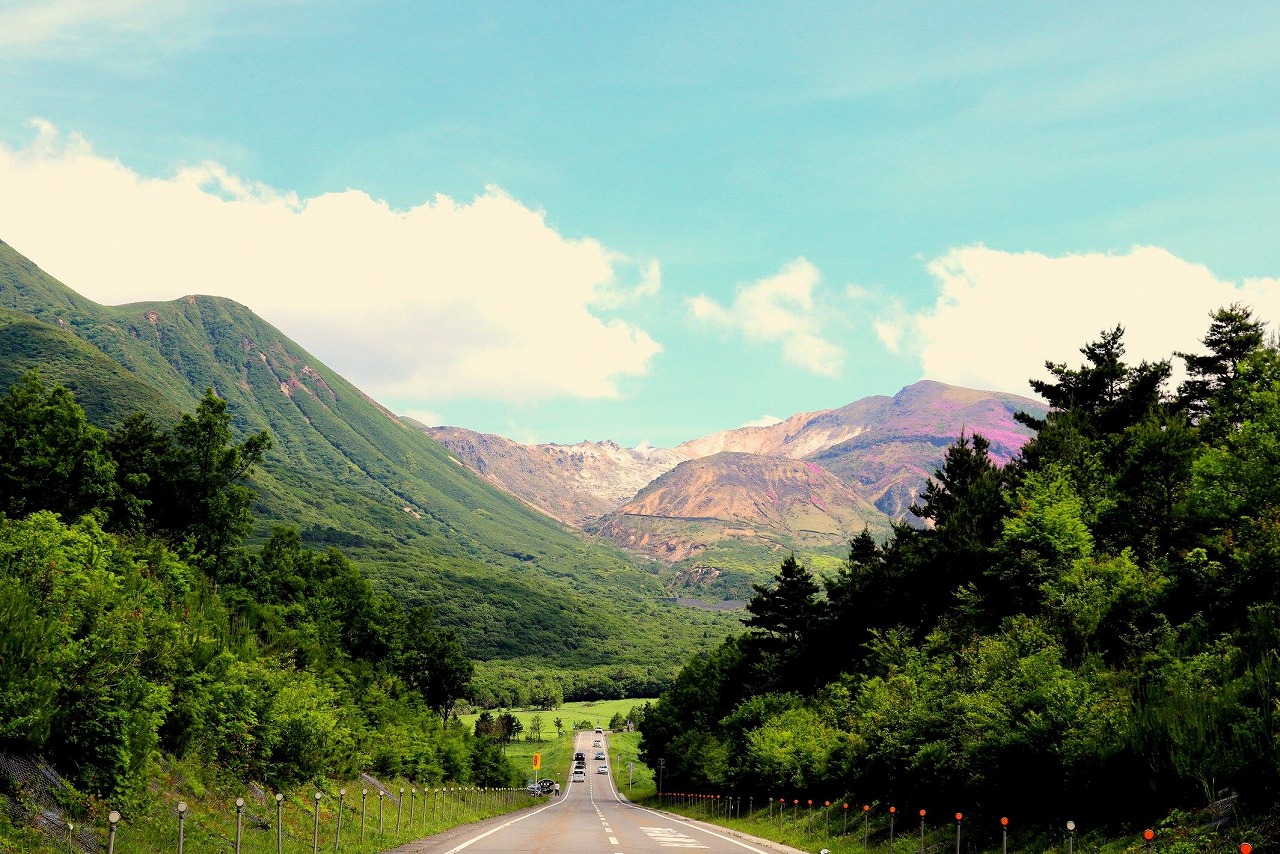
[312,792,322,854]
[1000,816,1008,854]
[955,813,963,854]
[919,809,927,854]
[274,793,283,854]
[336,789,345,850]
[1067,820,1077,854]
[360,790,367,843]
[108,810,121,854]
[177,802,189,854]
[1241,844,1253,854]
[1144,828,1154,854]
[890,806,897,851]
[235,798,244,854]
[843,803,849,836]
[863,805,870,853]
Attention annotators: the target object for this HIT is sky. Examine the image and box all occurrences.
[1,1,1279,447]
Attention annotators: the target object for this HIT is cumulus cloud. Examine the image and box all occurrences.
[742,414,783,428]
[885,245,1280,396]
[688,258,845,377]
[0,121,662,403]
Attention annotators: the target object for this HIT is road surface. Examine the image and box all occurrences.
[390,730,800,854]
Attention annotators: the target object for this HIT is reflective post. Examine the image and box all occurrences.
[66,822,72,854]
[235,798,244,854]
[410,788,416,829]
[275,793,284,854]
[1144,828,1154,854]
[808,799,814,833]
[890,806,897,851]
[863,805,870,853]
[398,788,404,833]
[360,790,367,843]
[825,801,831,835]
[336,789,345,850]
[1001,817,1008,854]
[919,809,926,854]
[843,803,849,836]
[178,802,188,854]
[379,791,385,836]
[1067,820,1077,854]
[312,792,322,854]
[1241,845,1254,854]
[955,813,963,854]
[793,799,799,831]
[107,810,121,854]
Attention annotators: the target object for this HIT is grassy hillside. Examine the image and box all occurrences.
[0,238,736,692]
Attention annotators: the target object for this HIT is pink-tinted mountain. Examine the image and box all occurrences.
[677,380,1046,520]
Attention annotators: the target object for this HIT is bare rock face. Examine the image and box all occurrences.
[585,452,893,563]
[678,380,1045,520]
[413,380,1046,567]
[424,426,684,527]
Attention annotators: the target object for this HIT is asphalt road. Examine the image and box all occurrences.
[390,730,798,854]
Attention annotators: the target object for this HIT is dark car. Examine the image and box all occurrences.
[574,752,585,762]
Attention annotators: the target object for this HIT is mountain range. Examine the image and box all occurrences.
[423,380,1046,598]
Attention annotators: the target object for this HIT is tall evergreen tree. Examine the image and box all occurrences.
[1176,303,1266,437]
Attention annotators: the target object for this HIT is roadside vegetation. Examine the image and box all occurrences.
[0,376,523,851]
[642,307,1280,847]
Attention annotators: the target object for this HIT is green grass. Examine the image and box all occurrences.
[603,731,655,799]
[456,698,655,735]
[16,772,540,854]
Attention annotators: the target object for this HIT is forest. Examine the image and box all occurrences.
[0,376,516,804]
[641,306,1280,834]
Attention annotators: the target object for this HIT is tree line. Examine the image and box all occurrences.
[641,305,1280,831]
[0,374,509,799]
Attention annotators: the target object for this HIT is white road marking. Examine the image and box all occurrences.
[639,826,709,849]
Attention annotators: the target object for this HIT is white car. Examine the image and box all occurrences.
[597,765,608,774]
[571,769,586,782]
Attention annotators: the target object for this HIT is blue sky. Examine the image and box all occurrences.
[1,1,1279,446]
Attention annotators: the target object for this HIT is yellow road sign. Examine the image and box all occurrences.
[532,753,541,770]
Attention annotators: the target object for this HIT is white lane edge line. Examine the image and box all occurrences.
[438,775,576,854]
[600,740,770,854]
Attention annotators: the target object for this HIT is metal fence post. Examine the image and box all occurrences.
[275,794,283,854]
[235,798,244,854]
[361,790,367,843]
[177,802,188,854]
[107,811,120,854]
[312,791,322,854]
[398,788,404,833]
[336,789,344,850]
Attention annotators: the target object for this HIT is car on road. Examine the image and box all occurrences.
[594,750,605,760]
[574,752,585,762]
[592,739,601,747]
[571,769,586,782]
[595,726,603,733]
[597,765,608,774]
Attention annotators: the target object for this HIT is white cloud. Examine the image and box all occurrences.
[0,121,662,403]
[742,414,782,428]
[687,258,845,377]
[0,0,211,56]
[889,245,1280,396]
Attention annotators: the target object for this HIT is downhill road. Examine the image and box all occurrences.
[391,730,792,854]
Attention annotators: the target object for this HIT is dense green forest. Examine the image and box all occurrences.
[642,306,1280,833]
[0,374,516,803]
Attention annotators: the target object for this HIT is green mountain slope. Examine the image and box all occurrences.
[0,238,734,692]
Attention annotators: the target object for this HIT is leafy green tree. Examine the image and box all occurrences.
[399,608,474,719]
[1176,303,1266,435]
[0,371,117,521]
[166,388,270,569]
